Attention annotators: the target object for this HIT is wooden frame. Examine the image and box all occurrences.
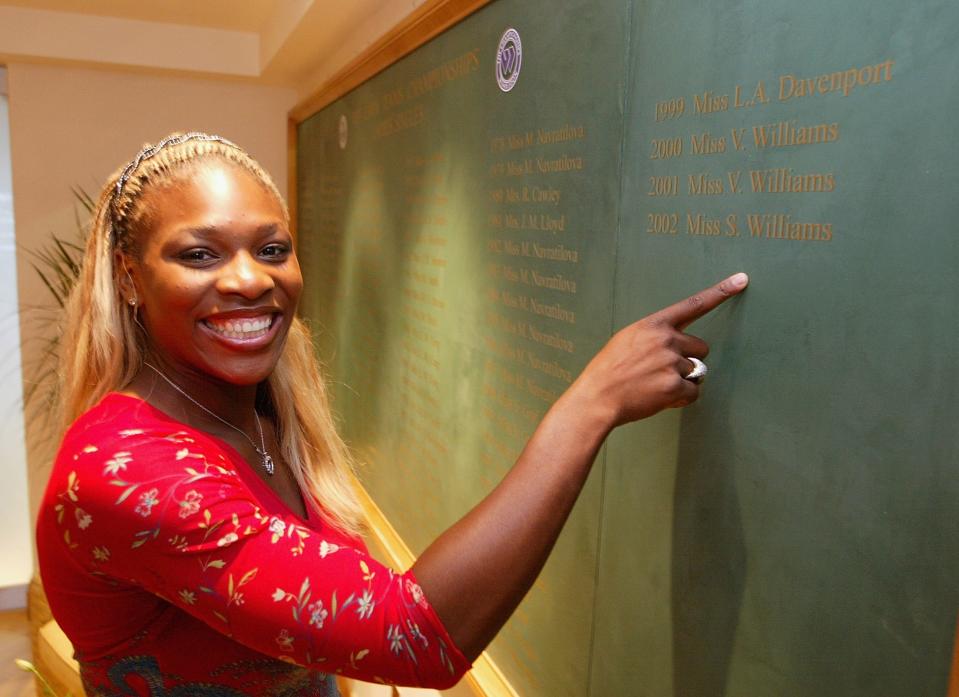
[287,1,518,695]
[949,614,959,697]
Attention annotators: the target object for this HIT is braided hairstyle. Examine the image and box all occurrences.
[60,133,364,536]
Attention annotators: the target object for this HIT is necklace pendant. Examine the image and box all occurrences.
[262,453,275,476]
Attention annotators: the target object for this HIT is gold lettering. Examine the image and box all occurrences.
[779,59,894,102]
[375,104,426,138]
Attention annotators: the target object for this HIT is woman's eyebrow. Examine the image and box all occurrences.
[172,225,220,239]
[173,223,283,239]
[255,223,282,237]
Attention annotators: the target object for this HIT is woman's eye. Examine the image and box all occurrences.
[261,244,290,259]
[178,249,216,263]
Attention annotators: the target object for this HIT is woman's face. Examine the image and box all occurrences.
[128,163,302,387]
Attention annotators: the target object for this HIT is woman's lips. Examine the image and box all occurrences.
[200,313,281,347]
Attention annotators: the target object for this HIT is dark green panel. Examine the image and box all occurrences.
[299,0,959,695]
[298,2,628,694]
[592,1,959,696]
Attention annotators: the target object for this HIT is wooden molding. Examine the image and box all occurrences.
[356,482,519,697]
[289,0,492,124]
[286,116,298,238]
[949,613,959,697]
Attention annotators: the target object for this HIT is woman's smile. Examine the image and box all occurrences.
[201,311,282,345]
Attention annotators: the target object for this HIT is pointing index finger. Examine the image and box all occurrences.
[652,272,749,329]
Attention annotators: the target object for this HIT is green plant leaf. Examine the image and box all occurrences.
[22,185,91,421]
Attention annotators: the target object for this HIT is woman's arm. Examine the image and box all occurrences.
[413,272,748,659]
[42,274,746,686]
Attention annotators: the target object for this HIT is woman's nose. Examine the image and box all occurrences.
[216,252,275,299]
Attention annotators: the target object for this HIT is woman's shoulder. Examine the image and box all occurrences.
[46,393,254,529]
[65,392,172,438]
[57,392,234,472]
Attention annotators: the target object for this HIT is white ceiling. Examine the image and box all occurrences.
[0,0,283,32]
[0,0,425,97]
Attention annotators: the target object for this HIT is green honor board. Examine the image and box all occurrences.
[296,1,959,695]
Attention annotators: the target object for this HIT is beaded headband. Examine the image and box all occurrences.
[109,131,239,245]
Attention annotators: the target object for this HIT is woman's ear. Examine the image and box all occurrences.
[115,252,140,308]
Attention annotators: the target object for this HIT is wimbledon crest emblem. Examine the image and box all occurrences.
[495,28,523,92]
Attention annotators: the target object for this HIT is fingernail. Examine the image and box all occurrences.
[730,272,748,288]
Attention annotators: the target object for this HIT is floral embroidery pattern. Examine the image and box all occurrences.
[406,579,427,608]
[103,451,133,476]
[134,488,160,517]
[387,625,406,657]
[226,568,257,607]
[319,540,341,558]
[217,531,239,547]
[53,471,82,549]
[269,517,286,540]
[356,589,375,620]
[265,515,310,555]
[178,490,203,518]
[406,620,428,649]
[307,600,329,628]
[75,508,93,530]
[276,629,295,652]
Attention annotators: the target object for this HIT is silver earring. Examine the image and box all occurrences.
[127,297,137,306]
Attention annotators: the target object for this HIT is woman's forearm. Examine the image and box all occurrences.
[412,379,612,659]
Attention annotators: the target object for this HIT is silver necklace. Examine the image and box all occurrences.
[143,362,275,476]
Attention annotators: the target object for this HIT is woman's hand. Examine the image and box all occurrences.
[572,272,749,428]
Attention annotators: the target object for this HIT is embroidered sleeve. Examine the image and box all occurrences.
[50,427,470,689]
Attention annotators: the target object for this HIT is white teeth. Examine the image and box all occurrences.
[205,315,274,340]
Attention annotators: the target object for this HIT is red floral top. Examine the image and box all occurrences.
[36,394,470,696]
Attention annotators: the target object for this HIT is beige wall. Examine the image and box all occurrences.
[6,61,296,543]
[0,69,31,598]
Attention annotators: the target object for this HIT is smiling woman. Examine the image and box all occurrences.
[36,133,465,694]
[35,132,747,696]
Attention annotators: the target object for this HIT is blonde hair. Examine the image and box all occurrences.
[60,133,365,537]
